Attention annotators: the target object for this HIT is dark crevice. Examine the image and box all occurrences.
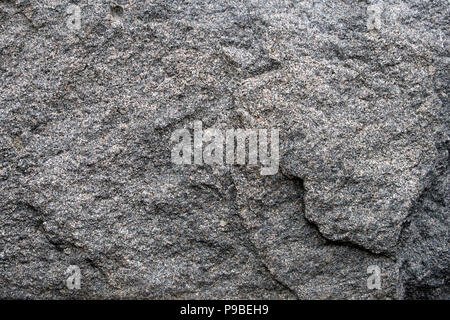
[396,140,449,299]
[279,168,395,261]
[397,140,449,250]
[19,202,84,255]
[227,170,300,299]
[305,216,395,261]
[260,262,299,299]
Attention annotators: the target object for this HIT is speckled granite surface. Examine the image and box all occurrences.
[0,0,448,299]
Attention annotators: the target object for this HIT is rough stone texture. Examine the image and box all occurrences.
[0,0,448,299]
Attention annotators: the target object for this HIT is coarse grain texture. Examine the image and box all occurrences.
[0,0,448,299]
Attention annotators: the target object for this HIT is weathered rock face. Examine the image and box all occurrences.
[0,0,448,299]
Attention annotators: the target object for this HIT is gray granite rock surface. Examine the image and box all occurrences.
[0,0,448,299]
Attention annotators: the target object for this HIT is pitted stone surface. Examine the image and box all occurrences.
[0,0,448,299]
